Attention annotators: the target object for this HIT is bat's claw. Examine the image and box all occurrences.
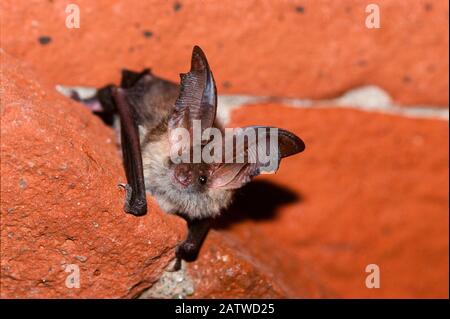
[167,258,183,272]
[118,183,147,216]
[165,241,198,272]
[175,241,198,262]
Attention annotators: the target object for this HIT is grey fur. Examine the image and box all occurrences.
[141,128,234,219]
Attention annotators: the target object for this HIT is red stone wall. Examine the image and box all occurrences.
[227,104,449,298]
[1,0,448,299]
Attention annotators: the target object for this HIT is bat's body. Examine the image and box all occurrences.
[61,46,305,270]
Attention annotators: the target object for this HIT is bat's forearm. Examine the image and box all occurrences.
[112,87,148,216]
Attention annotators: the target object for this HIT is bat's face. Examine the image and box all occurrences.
[170,162,213,192]
[142,149,234,219]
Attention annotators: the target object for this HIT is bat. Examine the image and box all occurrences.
[59,46,305,270]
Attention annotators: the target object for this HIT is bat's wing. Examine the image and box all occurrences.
[57,69,180,129]
[121,69,179,130]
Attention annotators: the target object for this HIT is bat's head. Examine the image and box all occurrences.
[166,46,305,197]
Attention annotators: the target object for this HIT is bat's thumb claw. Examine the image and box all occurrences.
[118,184,148,216]
[117,183,128,189]
[118,183,133,206]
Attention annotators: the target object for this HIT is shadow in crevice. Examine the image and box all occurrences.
[212,180,303,230]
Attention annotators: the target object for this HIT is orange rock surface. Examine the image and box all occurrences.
[188,232,288,298]
[1,0,448,106]
[1,0,449,298]
[0,51,183,298]
[219,104,449,298]
[1,51,448,298]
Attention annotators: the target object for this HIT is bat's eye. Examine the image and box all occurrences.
[198,175,208,185]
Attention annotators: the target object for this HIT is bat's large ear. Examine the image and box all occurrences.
[169,46,217,139]
[209,127,305,189]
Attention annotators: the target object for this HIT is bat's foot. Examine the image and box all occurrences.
[165,241,198,272]
[170,217,210,270]
[118,183,147,216]
[175,241,198,262]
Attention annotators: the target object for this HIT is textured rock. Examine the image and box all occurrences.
[140,231,288,299]
[187,232,288,298]
[0,0,448,106]
[1,49,448,298]
[218,103,449,298]
[0,51,186,298]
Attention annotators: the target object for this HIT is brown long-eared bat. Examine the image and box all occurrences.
[60,46,305,270]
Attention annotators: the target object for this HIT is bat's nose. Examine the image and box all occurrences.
[174,164,193,186]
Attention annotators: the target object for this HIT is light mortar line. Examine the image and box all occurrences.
[217,86,449,125]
